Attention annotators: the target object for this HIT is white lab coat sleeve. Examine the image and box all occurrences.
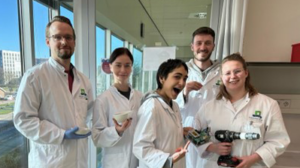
[92,96,121,147]
[255,100,290,167]
[133,101,170,168]
[13,71,65,145]
[194,105,213,158]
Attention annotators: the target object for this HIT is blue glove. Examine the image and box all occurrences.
[64,126,91,139]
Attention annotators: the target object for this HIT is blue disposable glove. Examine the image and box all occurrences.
[64,126,91,139]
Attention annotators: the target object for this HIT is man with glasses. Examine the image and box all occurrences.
[13,16,94,168]
[176,27,221,168]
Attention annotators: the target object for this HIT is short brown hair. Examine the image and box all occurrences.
[216,53,258,100]
[45,15,76,40]
[192,27,215,43]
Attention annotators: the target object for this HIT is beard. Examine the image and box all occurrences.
[194,50,212,62]
[57,48,73,60]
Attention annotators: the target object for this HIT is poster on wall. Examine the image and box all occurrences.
[143,47,176,71]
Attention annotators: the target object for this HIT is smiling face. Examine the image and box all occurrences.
[46,21,75,61]
[221,60,248,94]
[191,34,215,63]
[110,54,132,83]
[158,65,188,102]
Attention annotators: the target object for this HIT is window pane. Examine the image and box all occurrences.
[60,5,75,64]
[96,27,106,95]
[0,0,27,167]
[111,35,123,52]
[132,48,143,91]
[33,0,49,64]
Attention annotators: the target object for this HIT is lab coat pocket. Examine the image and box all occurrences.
[252,120,264,136]
[31,143,65,164]
[249,120,264,146]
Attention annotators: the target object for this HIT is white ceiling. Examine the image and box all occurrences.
[95,0,212,48]
[64,0,212,48]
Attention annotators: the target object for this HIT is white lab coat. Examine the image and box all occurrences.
[194,93,290,168]
[13,57,94,168]
[133,93,185,168]
[92,85,143,168]
[175,59,220,168]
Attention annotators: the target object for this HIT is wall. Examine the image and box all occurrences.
[248,63,300,167]
[243,0,300,62]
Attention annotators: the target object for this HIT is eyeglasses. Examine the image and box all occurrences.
[48,34,74,42]
[222,69,244,76]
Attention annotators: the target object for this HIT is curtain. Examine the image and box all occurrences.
[215,0,248,61]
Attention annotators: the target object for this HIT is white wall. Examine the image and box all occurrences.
[243,0,300,62]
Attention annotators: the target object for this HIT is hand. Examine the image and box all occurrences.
[113,118,132,135]
[183,127,194,137]
[172,141,190,163]
[183,81,202,97]
[64,126,91,139]
[206,142,232,155]
[235,153,262,168]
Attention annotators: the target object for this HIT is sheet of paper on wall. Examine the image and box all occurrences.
[143,47,176,71]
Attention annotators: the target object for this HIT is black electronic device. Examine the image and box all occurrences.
[215,130,260,167]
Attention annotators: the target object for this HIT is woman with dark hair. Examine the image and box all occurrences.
[133,59,190,168]
[92,47,143,168]
[193,53,290,168]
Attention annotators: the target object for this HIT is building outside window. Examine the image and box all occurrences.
[0,0,26,167]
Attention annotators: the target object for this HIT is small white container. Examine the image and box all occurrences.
[75,127,91,135]
[113,111,133,123]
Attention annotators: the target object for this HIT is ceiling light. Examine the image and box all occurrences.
[188,12,207,19]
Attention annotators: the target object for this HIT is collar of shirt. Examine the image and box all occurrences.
[49,57,79,81]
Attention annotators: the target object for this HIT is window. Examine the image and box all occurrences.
[0,0,26,167]
[111,34,124,52]
[132,48,143,91]
[33,0,50,64]
[96,26,106,95]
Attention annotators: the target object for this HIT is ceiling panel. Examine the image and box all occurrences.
[96,0,212,47]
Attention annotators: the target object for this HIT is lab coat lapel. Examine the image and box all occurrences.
[202,67,220,85]
[157,97,181,127]
[222,93,251,115]
[235,93,251,114]
[71,69,81,96]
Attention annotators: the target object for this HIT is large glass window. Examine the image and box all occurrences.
[0,0,26,167]
[33,0,50,64]
[132,48,143,91]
